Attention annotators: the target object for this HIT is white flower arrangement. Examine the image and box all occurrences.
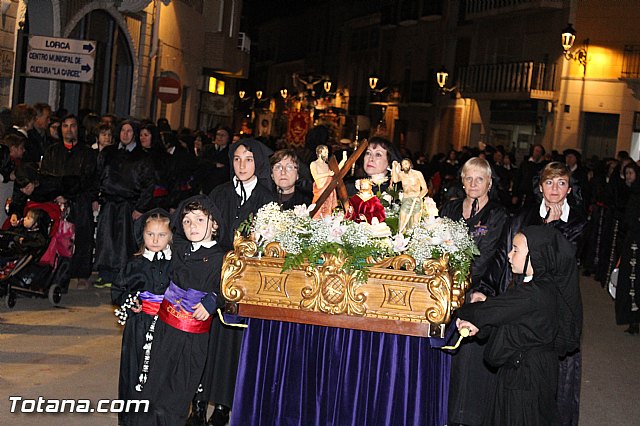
[250,202,478,284]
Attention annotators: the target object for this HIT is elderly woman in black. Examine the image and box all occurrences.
[440,157,509,426]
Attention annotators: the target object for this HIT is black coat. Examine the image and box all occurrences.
[440,198,509,297]
[615,181,640,326]
[275,187,312,211]
[96,144,155,212]
[40,142,97,278]
[25,128,50,164]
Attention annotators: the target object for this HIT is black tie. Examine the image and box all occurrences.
[471,198,478,218]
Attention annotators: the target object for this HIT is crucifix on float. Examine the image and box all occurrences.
[309,139,369,219]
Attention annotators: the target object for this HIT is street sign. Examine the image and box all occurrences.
[156,76,182,103]
[25,35,96,83]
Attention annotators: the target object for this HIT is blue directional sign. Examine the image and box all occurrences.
[26,36,96,83]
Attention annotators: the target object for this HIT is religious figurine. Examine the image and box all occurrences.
[293,73,324,97]
[392,158,428,233]
[345,178,386,224]
[310,145,346,218]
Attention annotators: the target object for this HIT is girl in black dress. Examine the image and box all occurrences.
[456,226,582,426]
[112,209,172,426]
[134,195,227,425]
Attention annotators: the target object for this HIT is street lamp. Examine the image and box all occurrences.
[238,90,246,99]
[280,88,288,99]
[436,66,457,94]
[369,74,379,91]
[324,80,332,93]
[561,23,589,69]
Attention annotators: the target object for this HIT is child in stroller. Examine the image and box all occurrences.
[0,201,74,308]
[0,207,50,277]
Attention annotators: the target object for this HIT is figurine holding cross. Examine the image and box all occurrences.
[309,140,369,219]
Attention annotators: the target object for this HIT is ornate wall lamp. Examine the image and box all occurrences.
[561,23,589,70]
[436,67,457,95]
[368,73,388,94]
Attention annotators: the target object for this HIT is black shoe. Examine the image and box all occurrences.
[207,404,230,426]
[185,399,208,426]
[624,324,639,335]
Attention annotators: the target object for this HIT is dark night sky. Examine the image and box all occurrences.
[242,0,324,34]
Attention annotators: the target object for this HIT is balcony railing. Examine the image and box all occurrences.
[458,61,556,99]
[465,0,563,20]
[622,45,640,79]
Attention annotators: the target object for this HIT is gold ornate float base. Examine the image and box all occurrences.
[221,236,469,338]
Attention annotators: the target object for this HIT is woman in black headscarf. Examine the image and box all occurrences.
[615,162,640,334]
[94,119,155,287]
[187,139,275,426]
[208,138,274,250]
[456,226,583,426]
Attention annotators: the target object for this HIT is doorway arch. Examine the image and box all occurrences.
[60,6,136,117]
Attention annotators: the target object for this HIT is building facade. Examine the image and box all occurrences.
[251,0,640,159]
[1,0,249,130]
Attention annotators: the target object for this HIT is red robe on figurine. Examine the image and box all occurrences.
[345,179,385,224]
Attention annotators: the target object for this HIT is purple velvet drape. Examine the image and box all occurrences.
[231,319,451,425]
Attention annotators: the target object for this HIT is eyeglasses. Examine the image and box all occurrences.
[273,164,298,173]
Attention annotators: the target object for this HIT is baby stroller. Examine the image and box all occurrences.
[0,201,74,309]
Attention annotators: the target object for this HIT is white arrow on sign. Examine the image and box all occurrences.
[28,35,96,55]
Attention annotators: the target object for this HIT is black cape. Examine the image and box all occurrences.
[94,144,155,274]
[457,226,582,426]
[204,139,275,408]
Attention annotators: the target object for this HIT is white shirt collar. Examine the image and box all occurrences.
[191,240,217,251]
[167,146,176,155]
[143,246,172,261]
[233,176,258,202]
[523,275,533,282]
[539,198,570,222]
[120,141,137,152]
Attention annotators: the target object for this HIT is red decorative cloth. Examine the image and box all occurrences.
[346,194,385,224]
